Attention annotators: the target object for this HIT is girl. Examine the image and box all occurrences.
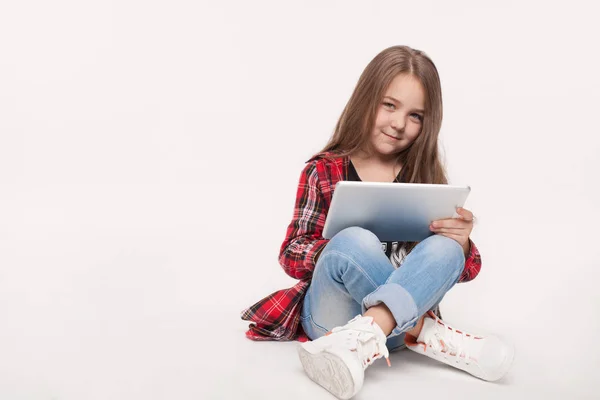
[241,45,513,399]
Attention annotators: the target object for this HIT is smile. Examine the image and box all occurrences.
[383,132,401,141]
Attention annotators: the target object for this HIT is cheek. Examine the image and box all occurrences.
[373,111,388,127]
[407,123,422,138]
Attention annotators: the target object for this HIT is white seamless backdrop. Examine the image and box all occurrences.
[0,1,598,399]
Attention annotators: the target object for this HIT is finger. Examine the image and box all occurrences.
[430,226,468,234]
[456,207,474,222]
[431,219,472,229]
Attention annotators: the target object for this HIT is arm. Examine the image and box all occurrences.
[429,207,482,283]
[278,162,329,281]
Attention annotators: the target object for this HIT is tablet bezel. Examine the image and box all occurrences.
[322,181,471,242]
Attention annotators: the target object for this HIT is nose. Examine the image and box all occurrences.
[390,114,405,131]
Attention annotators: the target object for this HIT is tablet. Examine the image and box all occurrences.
[322,181,471,242]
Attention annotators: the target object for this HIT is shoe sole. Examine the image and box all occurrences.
[297,346,357,400]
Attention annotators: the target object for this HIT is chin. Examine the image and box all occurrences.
[376,143,404,154]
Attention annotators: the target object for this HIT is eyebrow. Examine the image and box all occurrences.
[384,96,425,114]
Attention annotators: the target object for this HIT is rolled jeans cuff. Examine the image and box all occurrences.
[362,283,418,338]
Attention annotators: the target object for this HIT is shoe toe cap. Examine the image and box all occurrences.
[478,336,515,381]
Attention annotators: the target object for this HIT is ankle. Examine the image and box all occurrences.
[363,304,396,336]
[406,315,425,338]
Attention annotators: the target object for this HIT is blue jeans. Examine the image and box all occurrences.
[300,227,465,351]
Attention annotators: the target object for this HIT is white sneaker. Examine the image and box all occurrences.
[405,311,514,381]
[297,315,390,399]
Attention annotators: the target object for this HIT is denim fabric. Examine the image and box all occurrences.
[300,227,464,351]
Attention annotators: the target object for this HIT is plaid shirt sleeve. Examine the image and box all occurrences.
[240,280,309,341]
[458,239,482,282]
[278,161,329,281]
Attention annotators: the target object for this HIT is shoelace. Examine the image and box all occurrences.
[426,317,477,363]
[329,323,391,368]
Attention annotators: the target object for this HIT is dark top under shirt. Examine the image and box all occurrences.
[347,160,403,260]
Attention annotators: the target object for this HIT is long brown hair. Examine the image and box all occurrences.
[316,45,448,185]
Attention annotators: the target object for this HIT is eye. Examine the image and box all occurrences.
[411,113,423,122]
[382,102,396,110]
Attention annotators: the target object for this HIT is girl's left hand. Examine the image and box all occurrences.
[429,207,475,253]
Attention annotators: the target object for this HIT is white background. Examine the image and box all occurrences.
[1,1,599,399]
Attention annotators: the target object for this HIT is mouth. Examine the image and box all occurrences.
[383,132,401,141]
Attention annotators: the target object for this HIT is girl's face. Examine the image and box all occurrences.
[369,73,426,160]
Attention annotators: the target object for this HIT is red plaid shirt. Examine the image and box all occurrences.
[240,152,482,341]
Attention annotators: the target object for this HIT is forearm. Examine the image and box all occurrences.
[279,236,328,280]
[278,161,328,280]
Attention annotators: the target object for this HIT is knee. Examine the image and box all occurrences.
[315,226,389,283]
[327,226,382,253]
[423,234,463,256]
[419,235,465,274]
[318,227,382,268]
